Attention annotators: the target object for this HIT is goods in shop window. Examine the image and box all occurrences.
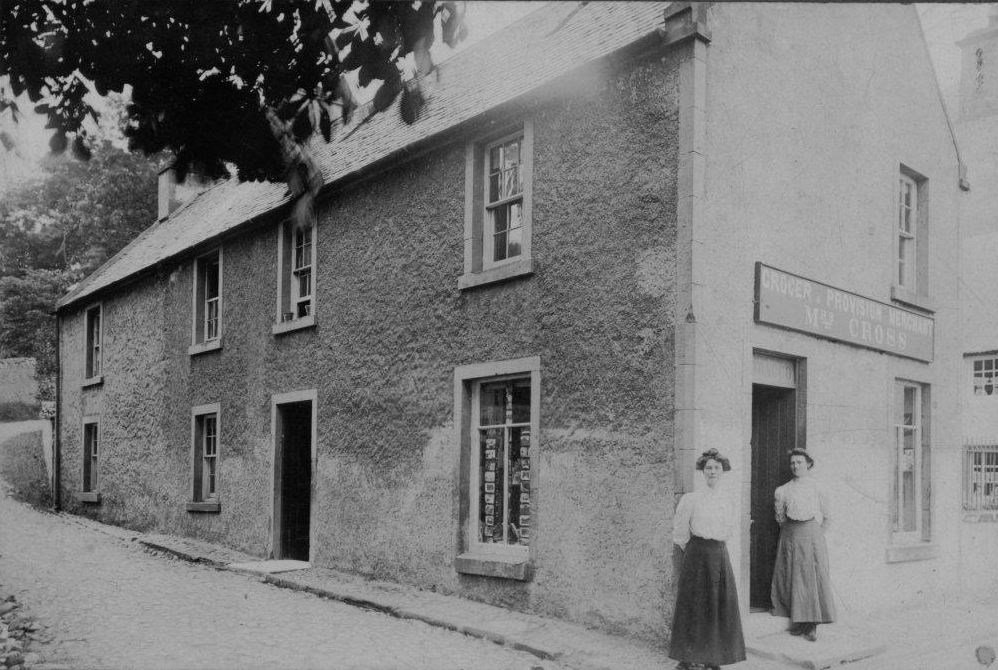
[519,514,530,526]
[485,471,495,482]
[520,447,529,457]
[521,460,529,470]
[486,438,496,448]
[521,492,529,503]
[485,515,494,526]
[485,504,494,515]
[485,493,494,503]
[520,470,530,481]
[486,460,496,471]
[486,449,496,459]
[485,482,495,493]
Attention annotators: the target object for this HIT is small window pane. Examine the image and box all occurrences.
[511,379,531,424]
[507,228,522,259]
[492,206,509,234]
[480,383,506,426]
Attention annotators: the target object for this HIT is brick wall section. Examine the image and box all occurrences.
[59,51,680,640]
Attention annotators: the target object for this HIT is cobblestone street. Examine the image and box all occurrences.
[0,490,561,670]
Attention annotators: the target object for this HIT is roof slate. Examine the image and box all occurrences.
[59,1,668,309]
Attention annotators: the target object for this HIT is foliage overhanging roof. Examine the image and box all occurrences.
[58,1,668,310]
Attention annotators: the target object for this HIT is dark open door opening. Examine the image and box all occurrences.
[750,383,796,611]
[275,400,312,561]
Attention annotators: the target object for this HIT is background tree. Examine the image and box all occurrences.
[0,268,79,400]
[0,103,162,400]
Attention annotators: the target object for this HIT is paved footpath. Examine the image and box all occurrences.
[0,492,565,670]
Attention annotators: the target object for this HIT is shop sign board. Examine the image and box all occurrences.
[754,263,934,362]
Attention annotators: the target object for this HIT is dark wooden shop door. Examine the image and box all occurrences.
[750,384,795,610]
[278,402,312,561]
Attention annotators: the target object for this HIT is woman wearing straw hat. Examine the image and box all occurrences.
[771,448,836,641]
[669,448,746,670]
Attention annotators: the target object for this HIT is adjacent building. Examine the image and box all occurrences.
[56,2,971,641]
[956,6,998,586]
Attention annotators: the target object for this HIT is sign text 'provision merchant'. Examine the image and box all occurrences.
[754,263,934,362]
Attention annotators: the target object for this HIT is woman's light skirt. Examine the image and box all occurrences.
[771,519,836,623]
[669,536,746,666]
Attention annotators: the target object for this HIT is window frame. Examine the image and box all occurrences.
[454,356,540,580]
[78,415,101,503]
[963,443,998,516]
[891,165,930,310]
[971,356,998,396]
[458,121,534,291]
[189,248,223,355]
[888,379,934,561]
[188,403,221,513]
[273,215,317,335]
[83,303,103,385]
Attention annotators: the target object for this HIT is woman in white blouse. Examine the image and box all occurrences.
[669,449,745,670]
[771,448,836,641]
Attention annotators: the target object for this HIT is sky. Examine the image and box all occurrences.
[0,2,993,195]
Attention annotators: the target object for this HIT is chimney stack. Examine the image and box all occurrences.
[157,164,212,221]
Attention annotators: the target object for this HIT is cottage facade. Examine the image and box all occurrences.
[56,2,971,641]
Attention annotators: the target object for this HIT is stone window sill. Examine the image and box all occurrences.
[188,339,222,356]
[962,510,998,523]
[272,313,316,336]
[890,285,934,314]
[76,491,101,504]
[455,552,532,581]
[885,542,938,563]
[82,375,103,388]
[186,501,221,513]
[458,258,534,291]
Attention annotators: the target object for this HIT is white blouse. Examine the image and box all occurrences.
[673,488,735,549]
[774,476,830,528]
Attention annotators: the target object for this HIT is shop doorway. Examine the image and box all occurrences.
[273,395,314,561]
[750,354,805,611]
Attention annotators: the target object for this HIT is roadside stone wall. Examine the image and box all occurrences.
[0,358,37,406]
[58,49,681,641]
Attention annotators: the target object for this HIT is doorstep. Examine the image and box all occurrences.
[227,560,311,575]
[744,612,885,670]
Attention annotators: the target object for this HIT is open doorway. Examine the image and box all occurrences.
[272,393,314,561]
[749,353,805,611]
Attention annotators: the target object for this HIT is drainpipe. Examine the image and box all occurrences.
[53,311,61,511]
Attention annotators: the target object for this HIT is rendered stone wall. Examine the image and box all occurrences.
[58,49,681,641]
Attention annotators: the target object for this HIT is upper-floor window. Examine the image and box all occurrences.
[293,225,313,317]
[84,304,102,382]
[458,122,534,290]
[894,166,928,306]
[274,215,317,334]
[485,135,525,268]
[191,249,222,353]
[973,357,998,396]
[897,174,917,291]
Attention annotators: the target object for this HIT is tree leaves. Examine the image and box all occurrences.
[0,1,466,183]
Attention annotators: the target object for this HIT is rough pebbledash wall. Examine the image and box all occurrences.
[59,49,681,640]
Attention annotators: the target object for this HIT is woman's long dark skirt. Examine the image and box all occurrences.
[669,536,746,666]
[771,519,836,623]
